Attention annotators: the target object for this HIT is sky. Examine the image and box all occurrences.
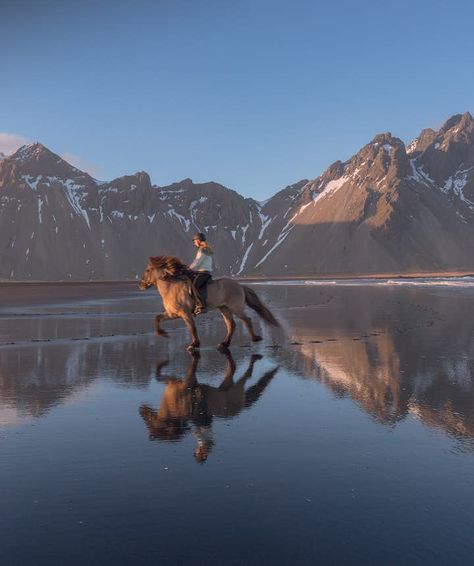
[1,0,473,199]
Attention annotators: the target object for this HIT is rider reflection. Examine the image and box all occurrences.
[139,353,278,463]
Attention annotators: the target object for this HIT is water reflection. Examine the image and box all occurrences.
[292,336,474,443]
[140,352,279,462]
[1,284,474,449]
[2,284,474,565]
[276,285,474,445]
[0,339,157,421]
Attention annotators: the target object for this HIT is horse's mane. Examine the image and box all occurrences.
[149,256,194,280]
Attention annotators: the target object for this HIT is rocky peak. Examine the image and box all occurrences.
[412,111,474,185]
[2,142,95,188]
[104,171,152,191]
[349,132,405,161]
[439,111,473,135]
[433,112,474,149]
[324,159,345,179]
[460,110,474,126]
[345,132,409,181]
[176,178,194,188]
[294,134,410,209]
[408,112,474,156]
[407,128,437,155]
[10,143,68,170]
[369,132,405,153]
[439,113,464,134]
[12,142,51,160]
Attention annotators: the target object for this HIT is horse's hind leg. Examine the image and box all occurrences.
[181,313,200,351]
[238,353,263,384]
[236,312,262,342]
[218,307,236,350]
[218,350,236,390]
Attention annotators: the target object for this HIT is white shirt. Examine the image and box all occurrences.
[189,248,213,272]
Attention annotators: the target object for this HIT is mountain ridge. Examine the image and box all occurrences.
[2,112,474,280]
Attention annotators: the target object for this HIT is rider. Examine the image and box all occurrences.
[189,232,213,315]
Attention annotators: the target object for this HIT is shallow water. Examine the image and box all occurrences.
[1,282,474,565]
[254,275,474,287]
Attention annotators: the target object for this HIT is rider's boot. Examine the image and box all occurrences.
[194,298,207,316]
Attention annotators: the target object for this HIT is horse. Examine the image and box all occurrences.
[139,255,279,351]
[139,351,279,462]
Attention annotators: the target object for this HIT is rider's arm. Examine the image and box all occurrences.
[189,249,203,270]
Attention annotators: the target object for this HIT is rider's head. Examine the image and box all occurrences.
[193,232,206,248]
[194,440,214,463]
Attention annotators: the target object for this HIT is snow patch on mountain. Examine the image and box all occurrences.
[21,174,42,190]
[408,160,434,187]
[314,175,350,203]
[255,228,293,267]
[237,242,254,275]
[37,198,43,223]
[443,167,474,209]
[63,180,91,229]
[167,208,191,231]
[257,209,271,240]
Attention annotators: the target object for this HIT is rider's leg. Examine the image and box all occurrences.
[193,272,211,314]
[192,275,203,309]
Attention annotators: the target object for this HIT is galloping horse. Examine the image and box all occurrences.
[139,256,279,350]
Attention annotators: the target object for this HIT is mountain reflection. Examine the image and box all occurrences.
[140,353,279,463]
[0,339,157,421]
[295,336,474,439]
[280,285,474,443]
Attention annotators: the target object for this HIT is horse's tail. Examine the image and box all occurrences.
[243,286,279,327]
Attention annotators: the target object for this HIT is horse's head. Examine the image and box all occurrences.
[139,259,158,290]
[140,256,191,290]
[139,404,190,441]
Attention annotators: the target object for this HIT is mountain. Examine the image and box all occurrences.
[0,144,264,279]
[1,112,474,280]
[408,112,474,207]
[248,111,474,275]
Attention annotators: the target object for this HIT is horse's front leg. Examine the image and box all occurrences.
[181,313,200,351]
[155,312,178,337]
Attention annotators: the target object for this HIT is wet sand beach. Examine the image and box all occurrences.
[1,281,474,564]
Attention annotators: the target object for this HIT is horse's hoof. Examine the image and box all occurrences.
[156,330,169,338]
[187,344,200,352]
[217,343,230,352]
[252,335,263,342]
[251,354,263,362]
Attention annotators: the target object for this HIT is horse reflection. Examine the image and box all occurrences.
[139,353,278,463]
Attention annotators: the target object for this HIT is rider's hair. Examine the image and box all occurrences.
[199,240,213,255]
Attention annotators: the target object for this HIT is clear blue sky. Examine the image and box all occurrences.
[1,0,473,199]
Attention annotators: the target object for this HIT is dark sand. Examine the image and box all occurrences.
[1,281,474,564]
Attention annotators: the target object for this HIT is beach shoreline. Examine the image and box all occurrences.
[2,270,474,285]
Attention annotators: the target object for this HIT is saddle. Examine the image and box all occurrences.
[161,265,211,315]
